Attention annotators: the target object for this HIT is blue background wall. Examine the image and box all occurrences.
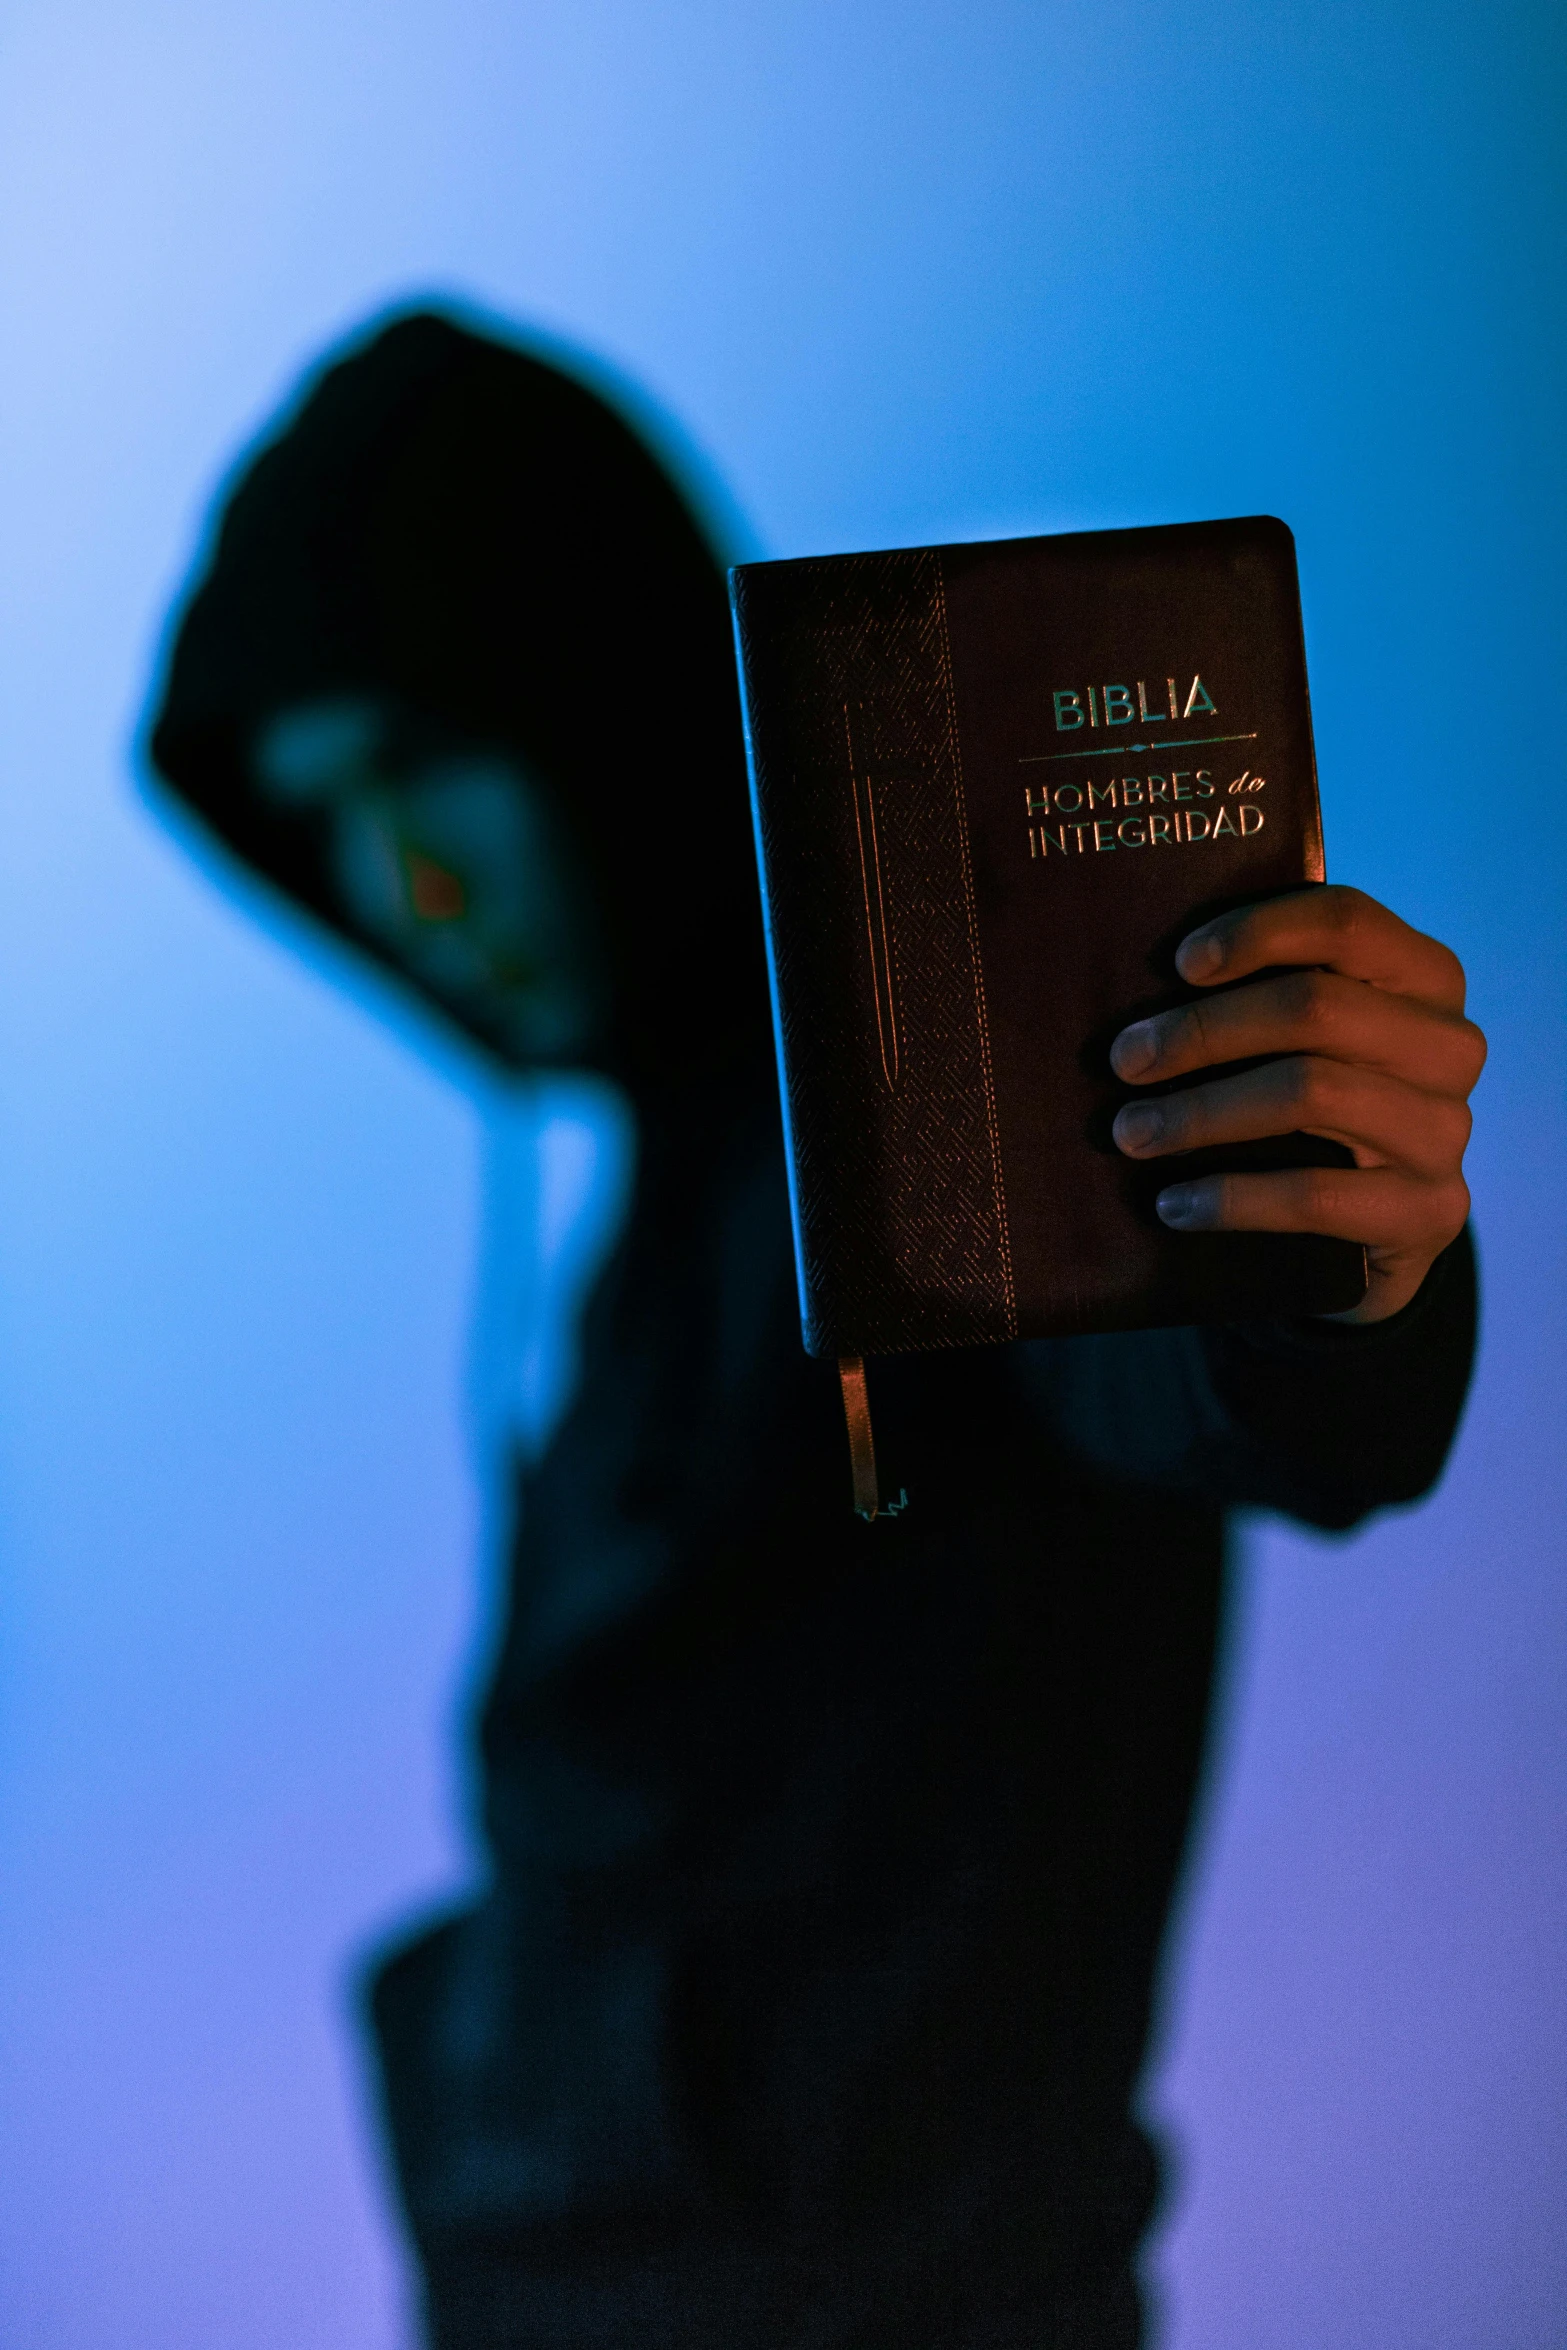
[1,3,1562,2342]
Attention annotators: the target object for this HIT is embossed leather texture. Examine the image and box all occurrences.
[731,517,1366,1358]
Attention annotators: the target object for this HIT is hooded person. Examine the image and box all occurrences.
[146,309,1478,2349]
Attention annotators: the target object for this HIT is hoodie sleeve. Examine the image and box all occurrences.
[1027,1224,1477,1533]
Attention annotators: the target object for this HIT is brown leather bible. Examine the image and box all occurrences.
[729,517,1366,1508]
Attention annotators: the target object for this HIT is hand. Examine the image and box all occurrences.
[1109,886,1486,1324]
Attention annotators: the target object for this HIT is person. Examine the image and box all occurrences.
[145,308,1482,2350]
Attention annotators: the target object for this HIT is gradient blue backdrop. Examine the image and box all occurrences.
[1,3,1562,2343]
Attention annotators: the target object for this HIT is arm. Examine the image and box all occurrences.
[1042,1225,1476,1531]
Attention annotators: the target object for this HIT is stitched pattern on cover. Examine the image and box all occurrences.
[932,559,1017,1337]
[733,550,1015,1355]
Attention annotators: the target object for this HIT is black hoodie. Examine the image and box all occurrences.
[146,310,1476,2350]
[150,308,770,1095]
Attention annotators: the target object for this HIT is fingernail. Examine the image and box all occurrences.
[1156,1183,1204,1227]
[1177,929,1225,980]
[1114,1103,1164,1153]
[1111,1020,1159,1078]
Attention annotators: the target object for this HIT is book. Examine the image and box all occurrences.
[729,516,1367,1503]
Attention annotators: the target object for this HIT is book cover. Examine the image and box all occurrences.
[729,515,1367,1366]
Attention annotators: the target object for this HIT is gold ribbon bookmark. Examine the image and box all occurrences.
[838,1356,908,1522]
[838,1357,880,1518]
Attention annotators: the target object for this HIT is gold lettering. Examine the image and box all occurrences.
[1147,774,1169,804]
[1055,783,1082,813]
[1195,769,1214,797]
[1166,676,1179,719]
[1173,771,1193,801]
[1136,680,1166,723]
[1025,789,1263,865]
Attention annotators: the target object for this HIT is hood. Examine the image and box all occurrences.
[145,307,771,1096]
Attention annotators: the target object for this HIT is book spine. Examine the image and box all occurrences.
[729,550,1016,1358]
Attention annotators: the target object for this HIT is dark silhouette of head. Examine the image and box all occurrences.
[146,308,770,1098]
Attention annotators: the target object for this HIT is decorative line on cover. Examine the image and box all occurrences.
[844,702,901,1091]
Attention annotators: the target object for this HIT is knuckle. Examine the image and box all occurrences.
[1405,1176,1469,1255]
[1212,908,1251,958]
[1435,942,1468,1007]
[1160,1087,1195,1146]
[1298,1165,1345,1223]
[1446,1098,1474,1159]
[1415,1097,1471,1170]
[1174,1000,1214,1065]
[1287,1055,1335,1120]
[1460,1016,1489,1083]
[1438,1175,1471,1238]
[1283,969,1334,1035]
